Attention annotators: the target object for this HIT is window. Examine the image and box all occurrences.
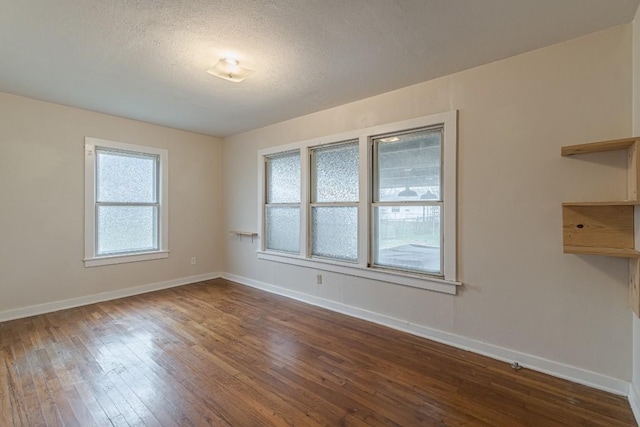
[373,128,443,275]
[84,137,168,267]
[264,151,300,253]
[310,141,359,261]
[258,111,458,294]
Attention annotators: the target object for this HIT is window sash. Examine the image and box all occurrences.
[309,203,359,262]
[265,150,300,204]
[370,126,444,275]
[94,148,161,256]
[309,140,360,261]
[310,140,359,204]
[370,201,444,275]
[372,126,443,204]
[264,151,302,254]
[264,204,301,254]
[95,147,160,204]
[95,202,161,256]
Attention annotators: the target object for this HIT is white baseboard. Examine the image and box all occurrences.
[630,384,640,426]
[222,272,631,398]
[0,272,221,322]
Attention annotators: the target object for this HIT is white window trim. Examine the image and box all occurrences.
[257,111,460,294]
[84,137,169,267]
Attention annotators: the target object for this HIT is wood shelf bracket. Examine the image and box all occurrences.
[230,231,259,243]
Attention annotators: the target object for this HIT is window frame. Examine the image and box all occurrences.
[371,126,445,276]
[84,137,169,267]
[263,150,302,254]
[257,111,459,294]
[309,139,360,262]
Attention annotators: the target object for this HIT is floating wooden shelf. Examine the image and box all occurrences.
[563,246,640,258]
[561,137,640,156]
[562,137,640,316]
[562,201,640,206]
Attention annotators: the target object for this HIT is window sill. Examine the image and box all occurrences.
[256,251,461,295]
[84,250,169,267]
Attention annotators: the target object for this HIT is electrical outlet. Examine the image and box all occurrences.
[316,274,322,285]
[191,257,197,265]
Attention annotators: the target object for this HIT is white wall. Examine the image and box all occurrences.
[222,25,633,383]
[0,93,223,313]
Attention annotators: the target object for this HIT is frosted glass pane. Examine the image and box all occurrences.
[97,149,157,203]
[376,129,442,202]
[266,207,300,253]
[312,207,357,261]
[374,205,441,274]
[267,152,300,203]
[97,206,158,255]
[313,142,359,202]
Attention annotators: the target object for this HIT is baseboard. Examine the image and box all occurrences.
[222,272,630,397]
[0,272,221,322]
[629,384,640,425]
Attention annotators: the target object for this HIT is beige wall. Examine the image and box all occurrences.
[223,25,633,381]
[0,93,223,312]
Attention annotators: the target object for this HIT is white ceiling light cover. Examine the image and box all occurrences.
[207,58,255,82]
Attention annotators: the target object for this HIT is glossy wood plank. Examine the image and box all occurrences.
[0,278,636,426]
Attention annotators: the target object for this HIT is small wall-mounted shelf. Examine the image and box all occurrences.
[561,137,640,156]
[562,203,636,256]
[230,231,259,243]
[562,136,640,316]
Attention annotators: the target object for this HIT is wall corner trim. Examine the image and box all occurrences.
[0,272,222,322]
[221,272,631,398]
[629,383,640,425]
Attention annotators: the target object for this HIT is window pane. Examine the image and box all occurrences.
[266,152,300,203]
[373,205,441,274]
[97,149,157,203]
[97,206,158,255]
[266,206,300,253]
[312,207,358,261]
[375,128,441,202]
[313,142,359,202]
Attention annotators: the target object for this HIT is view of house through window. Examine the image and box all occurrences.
[373,127,443,275]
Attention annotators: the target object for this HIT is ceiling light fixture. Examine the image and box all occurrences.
[207,57,254,82]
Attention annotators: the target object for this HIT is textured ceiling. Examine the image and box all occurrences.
[0,0,638,137]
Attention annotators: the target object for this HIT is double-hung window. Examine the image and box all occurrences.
[373,127,443,275]
[84,137,169,267]
[310,141,359,261]
[264,151,300,253]
[258,111,458,294]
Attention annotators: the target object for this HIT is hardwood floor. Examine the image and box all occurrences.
[0,278,635,426]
